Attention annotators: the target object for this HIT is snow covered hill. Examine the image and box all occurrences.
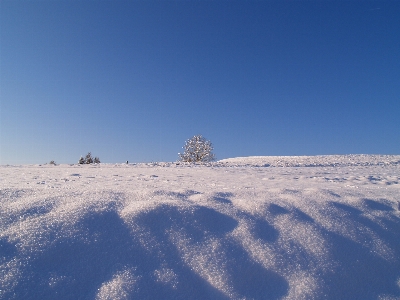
[219,154,400,167]
[1,155,399,299]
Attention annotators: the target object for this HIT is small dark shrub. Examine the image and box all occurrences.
[85,152,93,164]
[79,152,100,164]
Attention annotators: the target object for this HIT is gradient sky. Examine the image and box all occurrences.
[1,0,399,164]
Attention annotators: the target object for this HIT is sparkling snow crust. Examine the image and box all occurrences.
[1,155,399,299]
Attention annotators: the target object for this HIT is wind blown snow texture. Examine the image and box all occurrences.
[1,155,399,299]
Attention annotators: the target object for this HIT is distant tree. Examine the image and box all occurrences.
[78,152,100,164]
[49,160,56,165]
[85,152,93,164]
[178,135,216,163]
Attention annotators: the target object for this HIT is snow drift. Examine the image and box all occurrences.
[1,155,399,299]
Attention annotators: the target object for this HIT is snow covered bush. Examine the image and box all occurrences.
[178,135,215,163]
[79,152,100,164]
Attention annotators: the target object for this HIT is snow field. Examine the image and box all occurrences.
[0,155,399,299]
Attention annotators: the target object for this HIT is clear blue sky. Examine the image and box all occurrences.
[1,0,399,164]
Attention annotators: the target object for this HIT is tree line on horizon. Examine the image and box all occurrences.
[49,135,215,165]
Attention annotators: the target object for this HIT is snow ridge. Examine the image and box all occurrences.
[218,154,400,167]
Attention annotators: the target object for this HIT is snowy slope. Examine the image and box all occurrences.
[219,154,400,167]
[1,155,399,299]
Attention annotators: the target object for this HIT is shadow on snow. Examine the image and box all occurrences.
[7,205,289,300]
[322,200,400,299]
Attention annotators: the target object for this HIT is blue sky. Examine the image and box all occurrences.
[1,0,399,164]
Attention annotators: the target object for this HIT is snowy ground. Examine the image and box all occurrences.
[1,155,399,299]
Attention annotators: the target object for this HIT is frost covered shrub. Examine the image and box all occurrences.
[79,152,100,164]
[178,135,216,163]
